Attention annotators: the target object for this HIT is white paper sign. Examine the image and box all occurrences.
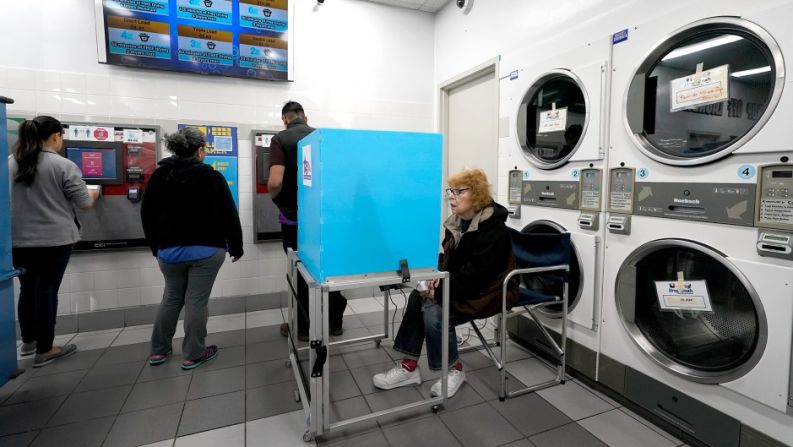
[302,144,312,187]
[123,129,143,143]
[654,279,713,312]
[142,130,157,143]
[255,134,274,148]
[68,125,92,141]
[670,64,729,112]
[538,107,568,134]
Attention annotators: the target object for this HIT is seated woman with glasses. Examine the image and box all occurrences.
[373,168,518,397]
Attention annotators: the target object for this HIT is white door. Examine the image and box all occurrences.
[445,69,499,184]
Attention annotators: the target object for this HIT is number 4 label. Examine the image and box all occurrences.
[738,165,756,180]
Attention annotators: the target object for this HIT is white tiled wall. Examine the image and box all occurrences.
[4,0,436,315]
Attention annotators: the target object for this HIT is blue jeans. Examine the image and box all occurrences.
[393,290,472,371]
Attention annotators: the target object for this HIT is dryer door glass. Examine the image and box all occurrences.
[616,242,763,383]
[519,73,587,169]
[626,21,782,165]
[521,222,582,316]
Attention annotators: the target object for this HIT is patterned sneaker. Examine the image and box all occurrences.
[32,344,77,368]
[20,341,36,357]
[430,369,466,398]
[373,362,422,390]
[181,345,218,370]
[148,350,173,366]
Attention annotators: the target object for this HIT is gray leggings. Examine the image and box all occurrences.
[150,249,225,360]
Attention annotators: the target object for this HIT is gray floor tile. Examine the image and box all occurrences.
[339,314,366,330]
[195,345,245,373]
[417,377,484,412]
[364,387,434,428]
[329,370,361,402]
[32,416,115,447]
[136,358,191,383]
[497,341,534,363]
[499,439,536,447]
[529,422,607,447]
[246,358,294,389]
[321,429,389,447]
[245,382,302,420]
[246,340,288,364]
[96,343,150,367]
[76,362,143,392]
[618,407,684,445]
[122,375,191,413]
[245,325,283,344]
[458,350,500,371]
[187,366,244,400]
[439,402,523,447]
[205,329,246,348]
[492,392,572,437]
[0,431,38,447]
[578,409,678,447]
[103,402,182,447]
[297,355,348,377]
[536,381,614,421]
[465,367,525,401]
[349,361,396,395]
[0,376,28,405]
[0,396,66,436]
[177,390,245,436]
[384,415,462,447]
[323,396,378,441]
[332,327,375,343]
[342,348,394,369]
[29,349,103,377]
[358,310,402,328]
[48,385,132,426]
[4,370,85,405]
[503,357,557,389]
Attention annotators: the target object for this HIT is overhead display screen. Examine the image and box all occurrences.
[94,0,293,81]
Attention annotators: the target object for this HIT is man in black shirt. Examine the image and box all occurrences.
[269,101,347,340]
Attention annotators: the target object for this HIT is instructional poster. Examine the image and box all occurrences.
[178,123,240,210]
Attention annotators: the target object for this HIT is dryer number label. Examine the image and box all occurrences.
[759,199,793,226]
[738,165,756,180]
[654,280,713,312]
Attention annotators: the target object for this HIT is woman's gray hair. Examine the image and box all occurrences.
[164,127,206,158]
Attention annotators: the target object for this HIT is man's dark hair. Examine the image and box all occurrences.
[281,101,305,122]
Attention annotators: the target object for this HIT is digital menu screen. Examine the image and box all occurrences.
[97,0,291,81]
[66,148,120,183]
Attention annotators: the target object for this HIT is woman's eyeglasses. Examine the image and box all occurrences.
[445,188,469,198]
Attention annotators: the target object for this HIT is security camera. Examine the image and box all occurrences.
[456,0,473,14]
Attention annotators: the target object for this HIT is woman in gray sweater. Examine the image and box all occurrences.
[8,116,98,367]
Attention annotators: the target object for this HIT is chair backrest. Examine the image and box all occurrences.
[507,227,571,270]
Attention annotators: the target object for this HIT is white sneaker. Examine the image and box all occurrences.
[373,363,422,390]
[430,369,466,398]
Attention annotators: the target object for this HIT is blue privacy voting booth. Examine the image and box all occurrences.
[0,97,21,386]
[297,128,443,283]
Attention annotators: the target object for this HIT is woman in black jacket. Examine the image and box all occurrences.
[373,168,518,398]
[141,127,243,370]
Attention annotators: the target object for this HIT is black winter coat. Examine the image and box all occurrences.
[436,201,519,318]
[141,156,243,258]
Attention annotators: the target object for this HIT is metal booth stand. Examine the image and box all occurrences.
[286,249,450,442]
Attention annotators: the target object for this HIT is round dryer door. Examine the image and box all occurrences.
[517,70,588,170]
[615,240,767,383]
[521,221,582,316]
[625,17,785,166]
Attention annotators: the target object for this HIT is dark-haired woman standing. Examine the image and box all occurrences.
[142,127,243,370]
[9,116,99,367]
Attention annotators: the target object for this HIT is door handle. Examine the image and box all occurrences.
[0,269,24,282]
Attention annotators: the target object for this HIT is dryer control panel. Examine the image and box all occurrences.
[608,168,634,214]
[755,164,793,231]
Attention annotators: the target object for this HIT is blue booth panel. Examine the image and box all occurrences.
[297,129,443,283]
[0,98,18,385]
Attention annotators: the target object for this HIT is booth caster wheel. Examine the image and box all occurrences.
[294,390,301,403]
[285,359,292,368]
[431,404,443,413]
[374,340,381,348]
[303,431,314,442]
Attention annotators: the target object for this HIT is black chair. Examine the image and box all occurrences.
[467,228,571,400]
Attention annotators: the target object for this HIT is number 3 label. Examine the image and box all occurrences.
[738,165,756,179]
[637,168,649,179]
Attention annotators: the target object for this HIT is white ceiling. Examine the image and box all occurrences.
[359,0,451,13]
